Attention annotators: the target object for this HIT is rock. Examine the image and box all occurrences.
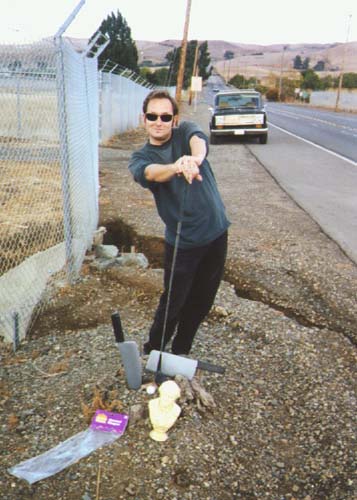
[89,258,117,270]
[94,244,119,259]
[92,226,107,246]
[175,375,195,404]
[213,305,229,317]
[190,378,216,410]
[125,485,136,496]
[128,403,147,425]
[114,253,149,269]
[230,435,238,446]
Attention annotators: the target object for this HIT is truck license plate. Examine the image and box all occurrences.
[234,130,244,135]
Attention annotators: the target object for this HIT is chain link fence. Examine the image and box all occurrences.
[100,69,151,142]
[0,26,175,346]
[0,36,100,345]
[98,60,175,143]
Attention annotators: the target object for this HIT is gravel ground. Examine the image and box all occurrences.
[0,99,356,500]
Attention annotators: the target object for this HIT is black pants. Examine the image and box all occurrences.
[148,231,228,354]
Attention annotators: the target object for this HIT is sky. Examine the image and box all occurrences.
[1,0,356,46]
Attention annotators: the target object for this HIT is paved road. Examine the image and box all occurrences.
[249,106,357,264]
[266,102,357,163]
[202,76,357,264]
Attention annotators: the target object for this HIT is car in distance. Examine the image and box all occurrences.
[209,89,268,144]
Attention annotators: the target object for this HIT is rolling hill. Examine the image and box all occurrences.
[137,39,357,83]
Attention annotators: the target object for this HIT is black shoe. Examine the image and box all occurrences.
[143,342,153,355]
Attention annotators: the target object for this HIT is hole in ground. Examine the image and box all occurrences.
[102,218,165,268]
[102,218,356,345]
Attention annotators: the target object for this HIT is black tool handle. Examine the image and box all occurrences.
[197,360,226,374]
[111,312,124,343]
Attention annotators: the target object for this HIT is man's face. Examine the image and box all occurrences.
[144,98,175,145]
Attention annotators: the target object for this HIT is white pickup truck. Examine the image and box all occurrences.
[209,89,268,144]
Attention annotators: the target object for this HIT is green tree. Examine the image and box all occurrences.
[277,77,302,99]
[302,57,310,70]
[156,67,170,85]
[197,41,211,80]
[183,40,199,88]
[255,84,268,95]
[141,67,170,86]
[228,73,245,88]
[246,76,259,88]
[91,10,138,72]
[342,72,357,89]
[293,55,302,69]
[266,88,279,101]
[301,69,320,90]
[166,40,211,89]
[313,60,325,71]
[224,50,235,60]
[139,67,152,80]
[320,74,338,89]
[229,74,261,90]
[165,47,179,86]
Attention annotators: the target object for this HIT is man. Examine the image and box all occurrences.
[128,90,230,356]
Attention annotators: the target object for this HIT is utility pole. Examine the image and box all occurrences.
[335,14,352,112]
[188,41,199,105]
[227,59,232,81]
[278,45,287,101]
[175,0,192,106]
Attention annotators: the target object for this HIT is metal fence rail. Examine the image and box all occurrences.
[98,60,175,143]
[0,32,175,345]
[0,36,99,344]
[100,71,150,142]
[55,36,100,278]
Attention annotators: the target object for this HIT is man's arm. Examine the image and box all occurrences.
[175,133,205,183]
[189,134,207,167]
[144,158,182,183]
[144,133,206,184]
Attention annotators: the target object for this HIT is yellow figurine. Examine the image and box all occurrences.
[149,380,181,442]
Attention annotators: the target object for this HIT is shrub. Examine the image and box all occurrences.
[265,88,279,101]
[255,84,268,95]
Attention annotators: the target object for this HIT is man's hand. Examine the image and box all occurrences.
[175,155,203,184]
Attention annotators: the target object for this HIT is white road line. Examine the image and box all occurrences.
[267,107,357,132]
[269,122,357,166]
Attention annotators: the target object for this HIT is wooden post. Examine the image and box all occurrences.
[188,41,199,105]
[335,14,352,112]
[175,0,192,106]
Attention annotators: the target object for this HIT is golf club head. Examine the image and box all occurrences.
[154,370,170,385]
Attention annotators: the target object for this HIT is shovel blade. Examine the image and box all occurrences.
[146,351,198,380]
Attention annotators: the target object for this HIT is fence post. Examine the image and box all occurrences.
[13,311,19,352]
[83,58,100,222]
[98,70,103,142]
[54,35,75,281]
[16,76,22,139]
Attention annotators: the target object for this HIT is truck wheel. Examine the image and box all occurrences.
[210,134,218,145]
[259,134,268,144]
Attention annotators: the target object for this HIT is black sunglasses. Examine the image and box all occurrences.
[145,112,173,122]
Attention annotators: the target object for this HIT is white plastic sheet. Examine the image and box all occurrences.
[8,428,120,484]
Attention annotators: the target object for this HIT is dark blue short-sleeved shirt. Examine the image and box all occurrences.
[128,121,230,249]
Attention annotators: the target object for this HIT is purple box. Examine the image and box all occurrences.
[90,410,129,434]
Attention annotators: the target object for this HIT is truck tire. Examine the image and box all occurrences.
[259,134,268,144]
[210,134,218,145]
